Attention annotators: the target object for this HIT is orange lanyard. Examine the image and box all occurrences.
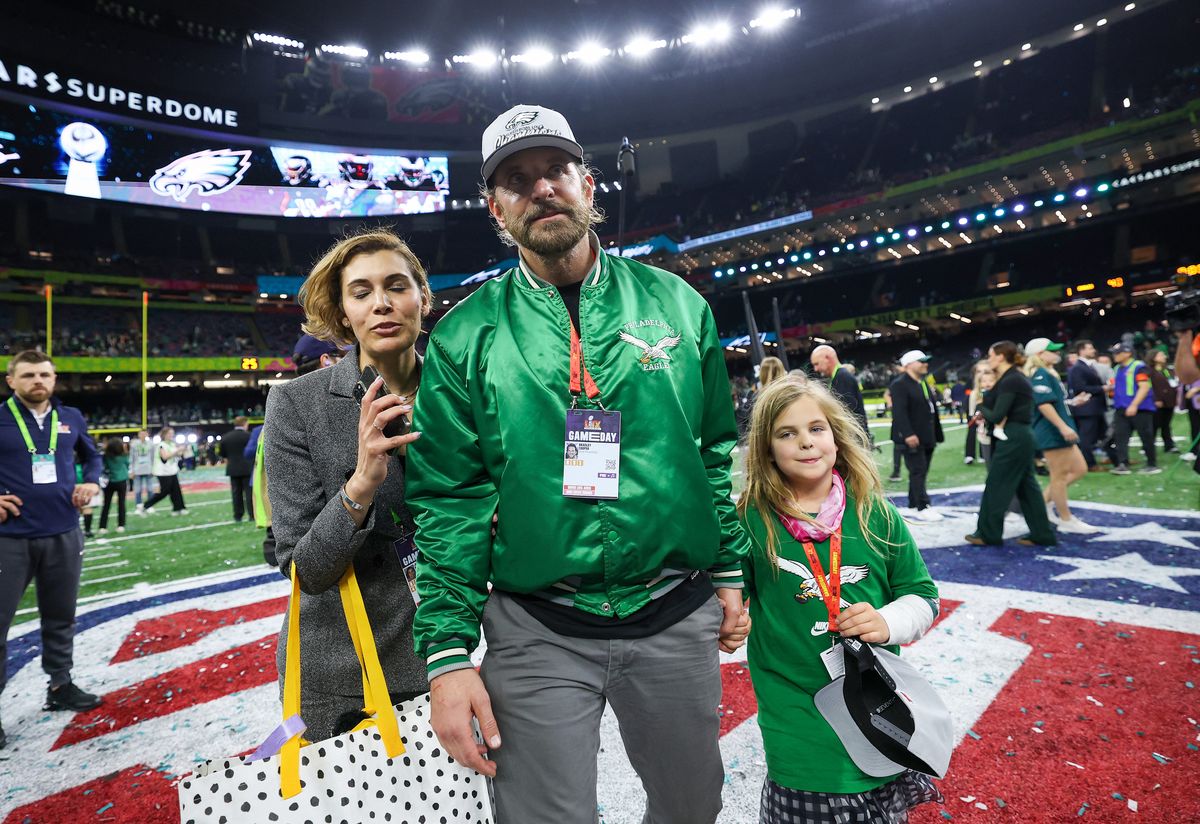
[568,324,602,406]
[799,531,842,632]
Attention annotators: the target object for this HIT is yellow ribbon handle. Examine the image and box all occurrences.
[280,563,303,798]
[337,567,405,759]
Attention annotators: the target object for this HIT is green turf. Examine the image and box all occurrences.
[12,425,1197,626]
[13,468,268,626]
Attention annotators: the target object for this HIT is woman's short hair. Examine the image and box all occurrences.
[298,229,432,346]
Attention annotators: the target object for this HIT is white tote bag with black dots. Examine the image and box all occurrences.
[179,566,494,824]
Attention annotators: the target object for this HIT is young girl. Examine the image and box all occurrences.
[738,377,943,823]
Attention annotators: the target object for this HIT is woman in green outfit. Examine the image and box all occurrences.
[98,436,130,533]
[966,341,1057,547]
[1024,337,1098,535]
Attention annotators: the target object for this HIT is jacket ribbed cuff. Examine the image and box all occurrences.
[426,640,471,680]
[709,565,745,590]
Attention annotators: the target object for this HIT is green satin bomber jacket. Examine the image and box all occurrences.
[405,236,750,679]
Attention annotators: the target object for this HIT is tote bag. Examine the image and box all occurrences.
[178,565,494,823]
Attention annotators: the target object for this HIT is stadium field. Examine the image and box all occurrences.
[15,420,1195,626]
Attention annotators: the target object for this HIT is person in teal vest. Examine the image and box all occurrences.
[1108,342,1160,475]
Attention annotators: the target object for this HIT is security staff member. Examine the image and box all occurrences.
[889,350,944,521]
[0,351,104,750]
[1109,342,1160,475]
[965,341,1057,547]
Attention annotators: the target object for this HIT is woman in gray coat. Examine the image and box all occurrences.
[264,229,431,741]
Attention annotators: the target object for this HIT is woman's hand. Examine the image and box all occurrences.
[343,377,421,513]
[1058,425,1079,443]
[836,602,890,644]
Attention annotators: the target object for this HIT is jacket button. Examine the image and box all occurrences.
[606,530,619,543]
[601,603,612,613]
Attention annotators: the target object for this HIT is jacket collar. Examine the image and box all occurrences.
[327,346,362,398]
[514,230,606,291]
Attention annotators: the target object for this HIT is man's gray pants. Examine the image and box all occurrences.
[480,591,725,824]
[0,528,85,694]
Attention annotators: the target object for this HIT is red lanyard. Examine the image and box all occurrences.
[799,531,843,632]
[569,324,602,405]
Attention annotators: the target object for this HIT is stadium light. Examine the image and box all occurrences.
[957,217,969,226]
[928,76,938,84]
[252,32,304,50]
[1053,193,1066,203]
[1074,187,1089,198]
[1021,43,1031,51]
[512,47,556,66]
[1034,199,1044,207]
[104,374,112,383]
[1096,18,1107,26]
[973,59,983,67]
[320,44,368,58]
[623,36,667,57]
[871,97,880,104]
[1073,23,1084,31]
[452,50,497,68]
[749,7,798,30]
[566,42,611,64]
[1122,97,1131,108]
[683,22,733,46]
[903,85,912,93]
[384,50,430,65]
[1125,2,1136,9]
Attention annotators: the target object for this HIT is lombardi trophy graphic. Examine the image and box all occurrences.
[60,122,108,199]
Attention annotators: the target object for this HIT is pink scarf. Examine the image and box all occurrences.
[777,471,847,543]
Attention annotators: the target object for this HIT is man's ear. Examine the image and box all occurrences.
[487,196,507,231]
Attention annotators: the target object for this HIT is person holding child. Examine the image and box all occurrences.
[738,377,943,823]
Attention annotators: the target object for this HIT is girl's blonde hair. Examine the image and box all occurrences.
[758,356,787,388]
[298,228,432,346]
[737,377,896,567]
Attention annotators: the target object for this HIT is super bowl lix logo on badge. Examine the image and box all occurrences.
[149,148,252,202]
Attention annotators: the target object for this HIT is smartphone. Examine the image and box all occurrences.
[354,365,409,439]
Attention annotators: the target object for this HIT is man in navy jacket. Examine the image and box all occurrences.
[1067,340,1117,470]
[0,351,104,749]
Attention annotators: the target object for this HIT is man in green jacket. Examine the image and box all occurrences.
[407,104,750,822]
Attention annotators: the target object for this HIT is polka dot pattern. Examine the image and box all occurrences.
[178,693,494,822]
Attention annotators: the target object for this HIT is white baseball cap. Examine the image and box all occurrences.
[899,350,931,367]
[1024,337,1065,357]
[481,104,585,182]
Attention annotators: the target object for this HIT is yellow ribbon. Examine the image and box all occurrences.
[279,563,406,799]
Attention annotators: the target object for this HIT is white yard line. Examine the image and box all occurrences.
[81,560,129,572]
[78,572,142,587]
[83,551,121,561]
[89,520,237,545]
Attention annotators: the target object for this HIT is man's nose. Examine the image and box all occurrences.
[530,176,556,200]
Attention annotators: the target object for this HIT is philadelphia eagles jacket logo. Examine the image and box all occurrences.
[775,556,871,635]
[618,331,681,366]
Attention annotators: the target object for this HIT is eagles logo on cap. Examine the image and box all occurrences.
[481,104,585,182]
[505,111,540,130]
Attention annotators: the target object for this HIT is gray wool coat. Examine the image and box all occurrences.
[263,347,428,703]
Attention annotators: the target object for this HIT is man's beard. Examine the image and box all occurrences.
[505,200,591,257]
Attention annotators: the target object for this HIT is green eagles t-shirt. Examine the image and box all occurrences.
[741,494,939,793]
[1030,366,1076,449]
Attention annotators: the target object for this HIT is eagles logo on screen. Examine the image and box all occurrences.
[149,149,253,202]
[505,110,539,130]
